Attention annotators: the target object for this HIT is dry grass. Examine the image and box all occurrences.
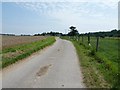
[1,36,56,68]
[2,36,46,49]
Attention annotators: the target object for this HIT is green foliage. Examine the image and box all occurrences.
[88,49,96,56]
[68,26,79,36]
[35,32,62,36]
[81,29,119,37]
[61,36,119,88]
[2,37,56,68]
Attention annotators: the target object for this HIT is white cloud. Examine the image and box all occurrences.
[1,0,119,2]
[16,2,117,19]
[16,2,117,29]
[3,1,118,33]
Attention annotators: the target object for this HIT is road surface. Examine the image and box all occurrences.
[2,37,85,88]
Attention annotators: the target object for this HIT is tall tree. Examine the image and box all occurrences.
[68,26,79,36]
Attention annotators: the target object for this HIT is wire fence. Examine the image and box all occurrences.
[61,35,119,88]
[66,35,119,63]
[69,35,100,52]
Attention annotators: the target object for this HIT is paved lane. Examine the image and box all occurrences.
[2,38,85,88]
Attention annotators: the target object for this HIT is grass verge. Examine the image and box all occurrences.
[1,37,56,68]
[61,36,119,88]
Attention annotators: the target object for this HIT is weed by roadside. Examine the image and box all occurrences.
[61,36,119,88]
[1,37,56,68]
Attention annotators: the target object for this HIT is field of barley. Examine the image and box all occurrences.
[1,36,56,68]
[2,36,46,49]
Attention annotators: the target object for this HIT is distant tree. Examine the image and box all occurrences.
[118,30,120,37]
[68,26,79,36]
[40,31,63,36]
[2,34,15,36]
[34,33,41,36]
[41,32,46,36]
[79,29,119,37]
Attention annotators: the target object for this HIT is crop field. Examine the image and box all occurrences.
[2,36,46,49]
[61,36,119,88]
[1,36,56,68]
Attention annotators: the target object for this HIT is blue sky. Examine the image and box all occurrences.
[2,1,118,35]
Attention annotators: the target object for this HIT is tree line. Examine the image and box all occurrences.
[34,26,119,38]
[34,31,62,36]
[82,29,120,38]
[1,26,120,37]
[65,26,120,38]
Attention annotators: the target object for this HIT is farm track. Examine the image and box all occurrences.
[2,37,85,88]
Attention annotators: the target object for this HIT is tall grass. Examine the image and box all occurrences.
[1,37,56,68]
[61,36,119,88]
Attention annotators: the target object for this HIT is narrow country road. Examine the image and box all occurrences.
[2,37,85,88]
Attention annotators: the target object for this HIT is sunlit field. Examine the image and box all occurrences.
[61,36,119,88]
[1,36,56,68]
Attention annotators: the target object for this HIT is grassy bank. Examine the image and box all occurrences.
[1,37,56,68]
[61,36,119,88]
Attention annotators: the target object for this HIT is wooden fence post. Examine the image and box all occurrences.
[96,36,99,52]
[78,35,80,41]
[77,36,79,41]
[82,35,84,43]
[88,33,90,45]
